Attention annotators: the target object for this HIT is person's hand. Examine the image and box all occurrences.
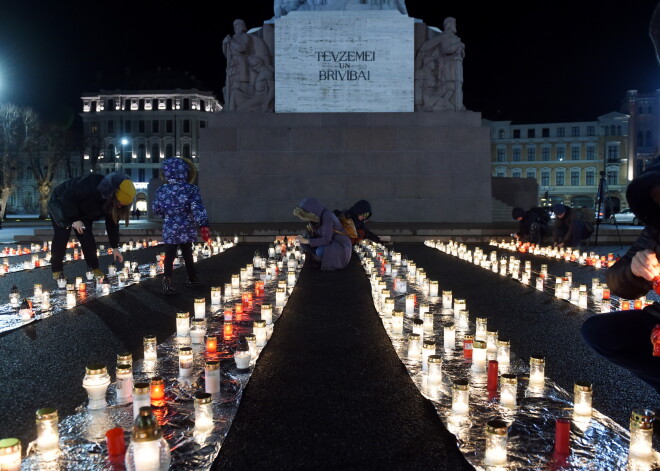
[298,235,309,245]
[72,220,85,235]
[200,226,211,244]
[631,249,660,281]
[112,248,123,264]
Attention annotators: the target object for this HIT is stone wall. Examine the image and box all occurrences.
[199,111,492,223]
[491,177,539,209]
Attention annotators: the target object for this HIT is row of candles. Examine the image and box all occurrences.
[7,239,303,470]
[493,239,619,269]
[356,241,657,468]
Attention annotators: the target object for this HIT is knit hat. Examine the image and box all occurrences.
[115,179,136,206]
[552,203,566,216]
[511,207,525,220]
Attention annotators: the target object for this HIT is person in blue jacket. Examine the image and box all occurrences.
[152,158,210,294]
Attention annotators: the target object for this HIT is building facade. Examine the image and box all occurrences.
[487,112,630,213]
[623,89,660,179]
[80,89,222,212]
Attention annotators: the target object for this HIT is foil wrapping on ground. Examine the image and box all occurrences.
[21,245,302,470]
[358,242,660,471]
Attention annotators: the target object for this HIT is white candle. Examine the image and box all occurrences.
[82,364,110,409]
[261,304,273,325]
[499,374,517,407]
[41,291,51,311]
[391,310,404,334]
[497,340,510,366]
[421,341,436,372]
[484,419,508,466]
[471,341,487,373]
[573,382,593,417]
[529,356,545,386]
[234,351,251,370]
[176,312,190,338]
[179,347,194,377]
[205,361,221,393]
[442,291,453,309]
[408,333,422,359]
[629,409,655,458]
[143,335,158,361]
[210,287,222,306]
[253,320,267,347]
[458,310,469,330]
[194,298,206,320]
[535,277,544,291]
[133,383,150,419]
[194,392,213,432]
[190,320,206,345]
[443,323,456,350]
[423,312,434,333]
[0,438,21,471]
[475,317,487,341]
[453,299,466,319]
[486,331,498,352]
[405,295,415,315]
[35,407,60,460]
[383,298,395,317]
[275,288,286,306]
[131,439,163,470]
[427,355,443,384]
[115,363,133,403]
[66,289,76,308]
[451,380,469,414]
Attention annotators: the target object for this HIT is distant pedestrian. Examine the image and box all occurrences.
[135,208,141,220]
[152,158,210,294]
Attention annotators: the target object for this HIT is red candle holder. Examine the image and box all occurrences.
[223,322,233,340]
[463,336,473,360]
[234,303,243,315]
[78,282,86,293]
[105,427,126,457]
[554,417,571,455]
[634,299,643,310]
[205,335,218,354]
[487,360,498,392]
[602,288,610,300]
[150,376,165,407]
[621,300,631,311]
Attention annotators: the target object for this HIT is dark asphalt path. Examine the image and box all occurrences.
[213,255,473,471]
[394,243,659,431]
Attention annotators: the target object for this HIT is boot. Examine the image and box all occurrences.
[162,277,176,295]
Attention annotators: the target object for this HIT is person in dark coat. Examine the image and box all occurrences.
[152,158,210,294]
[581,164,660,393]
[511,206,549,245]
[551,203,592,248]
[48,172,135,280]
[294,197,352,271]
[334,199,382,245]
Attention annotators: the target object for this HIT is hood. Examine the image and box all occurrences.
[349,200,372,219]
[296,198,325,220]
[97,172,131,199]
[161,158,194,183]
[627,165,660,230]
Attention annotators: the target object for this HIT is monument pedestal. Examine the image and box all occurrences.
[199,111,492,224]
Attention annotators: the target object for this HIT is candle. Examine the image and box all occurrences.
[194,297,206,320]
[391,310,404,334]
[234,350,251,370]
[475,317,487,341]
[205,360,221,393]
[0,438,21,471]
[421,340,436,372]
[117,274,126,288]
[451,379,469,415]
[224,283,233,300]
[453,299,466,319]
[484,418,508,466]
[231,274,240,289]
[487,360,499,392]
[205,335,218,354]
[76,276,83,288]
[41,291,51,311]
[57,275,67,289]
[383,298,395,317]
[33,283,43,299]
[124,407,171,471]
[396,277,407,294]
[194,392,214,432]
[287,269,296,287]
[150,376,165,407]
[176,312,190,338]
[252,320,267,347]
[35,407,59,460]
[496,339,510,366]
[442,291,453,310]
[471,341,487,373]
[405,294,415,315]
[190,320,206,345]
[412,318,424,339]
[117,352,133,367]
[108,264,116,277]
[500,374,517,407]
[573,381,593,417]
[458,309,469,330]
[629,409,655,458]
[427,355,443,384]
[133,383,150,419]
[529,355,545,386]
[224,309,233,322]
[149,264,157,277]
[210,287,222,306]
[143,335,158,361]
[463,335,474,360]
[179,347,194,377]
[443,323,456,350]
[66,287,76,308]
[535,277,544,291]
[428,280,439,297]
[245,334,257,358]
[82,364,111,409]
[423,312,434,333]
[115,363,133,403]
[554,417,571,455]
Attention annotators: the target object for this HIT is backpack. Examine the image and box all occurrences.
[337,213,358,239]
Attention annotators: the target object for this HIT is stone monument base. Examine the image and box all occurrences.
[199,111,492,223]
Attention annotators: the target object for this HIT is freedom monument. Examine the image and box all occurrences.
[200,0,491,224]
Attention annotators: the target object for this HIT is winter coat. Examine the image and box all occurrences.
[334,199,381,244]
[152,158,209,244]
[295,198,352,271]
[48,172,128,247]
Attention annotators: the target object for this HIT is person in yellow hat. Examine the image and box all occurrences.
[48,171,135,281]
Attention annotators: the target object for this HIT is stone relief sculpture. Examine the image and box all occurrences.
[273,0,407,17]
[414,17,465,112]
[222,19,274,112]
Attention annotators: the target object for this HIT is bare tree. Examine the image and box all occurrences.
[29,123,70,219]
[0,104,39,219]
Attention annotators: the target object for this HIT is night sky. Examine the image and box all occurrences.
[0,0,658,128]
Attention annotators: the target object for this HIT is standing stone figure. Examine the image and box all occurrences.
[273,0,407,17]
[222,19,274,112]
[437,17,465,111]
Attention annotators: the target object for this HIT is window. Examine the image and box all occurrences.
[200,121,206,129]
[123,143,132,163]
[124,120,131,134]
[527,129,535,138]
[617,125,622,135]
[512,149,521,161]
[607,170,618,185]
[610,125,616,136]
[183,120,190,133]
[498,129,505,139]
[91,123,98,135]
[138,120,145,133]
[571,126,580,137]
[496,171,505,177]
[646,131,653,147]
[556,147,565,161]
[108,120,114,134]
[542,147,550,161]
[557,127,565,137]
[124,169,132,178]
[587,126,595,136]
[541,172,550,186]
[496,149,506,162]
[526,171,535,179]
[152,120,159,133]
[571,146,580,160]
[586,146,595,160]
[166,120,173,133]
[607,145,619,162]
[166,144,174,158]
[542,128,550,138]
[138,144,146,163]
[152,169,159,179]
[571,171,579,186]
[638,131,644,147]
[513,129,520,138]
[183,144,191,159]
[586,171,595,186]
[556,171,565,186]
[151,144,160,163]
[512,170,521,178]
[527,148,536,161]
[183,98,190,110]
[138,168,145,182]
[107,144,115,158]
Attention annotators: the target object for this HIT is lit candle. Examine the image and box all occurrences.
[0,438,21,471]
[132,383,150,419]
[395,276,407,294]
[66,287,77,308]
[117,273,126,288]
[421,340,436,372]
[234,349,251,371]
[224,283,233,300]
[380,289,390,307]
[125,407,171,471]
[486,330,498,353]
[149,264,157,277]
[33,283,43,300]
[253,320,267,347]
[383,298,395,317]
[428,280,439,298]
[442,291,453,310]
[408,333,422,358]
[41,291,51,311]
[535,277,544,291]
[115,363,133,404]
[76,276,84,288]
[451,379,470,414]
[176,312,190,338]
[82,364,111,409]
[179,347,194,377]
[412,318,424,339]
[35,407,59,460]
[143,335,158,361]
[443,323,456,350]
[423,312,434,333]
[108,264,116,277]
[458,309,470,330]
[453,299,466,320]
[57,275,67,289]
[573,381,593,417]
[484,418,508,465]
[117,352,133,367]
[245,334,257,358]
[205,335,218,354]
[471,341,487,373]
[499,374,518,407]
[629,409,655,458]
[427,355,443,384]
[405,294,415,315]
[132,272,141,283]
[231,274,240,289]
[194,392,213,432]
[190,320,206,345]
[150,376,165,407]
[497,339,510,366]
[194,297,206,320]
[275,288,286,306]
[240,268,248,283]
[529,355,545,386]
[205,360,221,393]
[391,310,404,334]
[475,317,487,341]
[287,269,296,287]
[210,287,222,306]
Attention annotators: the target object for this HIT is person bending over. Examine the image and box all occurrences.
[333,199,382,245]
[511,206,550,245]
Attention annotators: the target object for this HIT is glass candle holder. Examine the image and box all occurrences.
[423,312,434,333]
[486,330,498,352]
[442,291,453,309]
[117,273,126,288]
[35,407,59,459]
[66,288,76,308]
[150,376,166,407]
[108,264,116,277]
[75,276,83,288]
[115,363,133,403]
[484,418,508,466]
[244,334,257,358]
[33,283,43,300]
[573,381,593,417]
[205,335,218,354]
[224,283,233,300]
[117,352,132,367]
[194,298,206,320]
[175,312,190,338]
[149,264,157,277]
[275,288,286,306]
[210,287,222,306]
[451,379,470,415]
[396,276,407,294]
[443,323,456,350]
[405,294,416,315]
[629,409,655,458]
[383,298,395,317]
[379,289,390,307]
[475,317,487,341]
[83,364,110,409]
[205,360,221,393]
[453,299,466,319]
[224,309,233,322]
[0,438,21,471]
[287,269,296,287]
[190,320,206,345]
[471,340,487,373]
[231,274,240,289]
[143,335,158,361]
[125,407,171,471]
[412,318,424,338]
[535,276,544,291]
[408,333,422,358]
[458,309,470,330]
[391,310,404,334]
[496,339,510,366]
[179,347,194,377]
[132,272,141,283]
[132,383,150,419]
[56,276,67,289]
[240,268,248,283]
[427,355,443,384]
[421,340,436,372]
[529,355,545,386]
[253,320,267,347]
[499,374,518,407]
[41,291,51,311]
[194,392,214,432]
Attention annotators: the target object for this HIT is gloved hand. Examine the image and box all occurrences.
[651,324,660,356]
[200,226,211,244]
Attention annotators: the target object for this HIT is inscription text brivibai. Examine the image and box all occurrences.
[316,50,375,81]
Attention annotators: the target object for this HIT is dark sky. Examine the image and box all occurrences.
[0,0,658,128]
